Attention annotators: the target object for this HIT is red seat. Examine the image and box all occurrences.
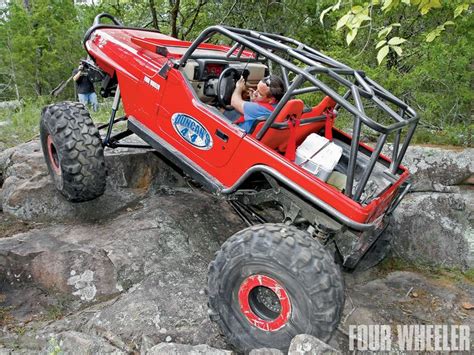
[251,96,336,152]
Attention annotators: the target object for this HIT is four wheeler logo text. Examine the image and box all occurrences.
[349,324,470,352]
[171,113,213,150]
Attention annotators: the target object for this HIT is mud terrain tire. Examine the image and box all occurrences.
[208,223,344,353]
[40,102,106,202]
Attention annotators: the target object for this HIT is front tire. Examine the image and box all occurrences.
[208,223,344,353]
[40,102,106,202]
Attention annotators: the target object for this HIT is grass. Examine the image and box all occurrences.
[378,256,474,285]
[0,97,120,149]
[0,99,44,149]
[0,96,471,149]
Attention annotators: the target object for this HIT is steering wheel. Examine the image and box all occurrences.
[217,67,241,110]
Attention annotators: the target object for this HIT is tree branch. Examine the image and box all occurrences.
[182,0,208,39]
[219,0,238,25]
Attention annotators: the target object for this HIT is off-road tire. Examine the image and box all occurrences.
[40,101,106,202]
[208,223,344,353]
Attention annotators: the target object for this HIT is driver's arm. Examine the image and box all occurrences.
[231,77,246,114]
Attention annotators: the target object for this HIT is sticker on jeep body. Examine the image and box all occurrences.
[171,113,213,150]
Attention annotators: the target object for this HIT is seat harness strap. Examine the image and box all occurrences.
[285,114,301,161]
[324,107,336,141]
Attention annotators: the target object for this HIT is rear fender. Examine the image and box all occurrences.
[334,218,389,269]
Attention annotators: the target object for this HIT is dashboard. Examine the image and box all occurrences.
[181,59,268,104]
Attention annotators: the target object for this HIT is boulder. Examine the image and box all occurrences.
[48,331,126,354]
[387,191,473,269]
[249,348,284,354]
[147,343,232,355]
[0,190,244,305]
[395,145,473,192]
[288,334,340,354]
[0,187,245,353]
[381,145,474,269]
[0,140,186,222]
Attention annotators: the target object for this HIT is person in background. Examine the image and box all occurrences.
[230,74,285,132]
[72,62,98,112]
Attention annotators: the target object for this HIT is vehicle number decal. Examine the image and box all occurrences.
[144,76,160,91]
[171,113,213,150]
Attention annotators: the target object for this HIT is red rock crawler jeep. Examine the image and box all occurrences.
[40,13,418,353]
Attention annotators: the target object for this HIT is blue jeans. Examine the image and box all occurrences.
[78,92,98,112]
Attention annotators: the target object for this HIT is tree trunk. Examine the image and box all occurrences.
[169,0,180,38]
[6,33,20,100]
[35,48,42,96]
[149,0,160,31]
[22,0,31,12]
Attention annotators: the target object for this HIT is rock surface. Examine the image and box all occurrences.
[288,334,340,354]
[388,192,473,268]
[400,146,473,192]
[52,331,126,354]
[0,141,186,221]
[0,140,473,354]
[147,343,232,355]
[385,145,473,269]
[249,348,284,355]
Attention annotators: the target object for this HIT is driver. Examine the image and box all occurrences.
[227,75,285,133]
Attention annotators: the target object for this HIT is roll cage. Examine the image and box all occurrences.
[177,26,419,203]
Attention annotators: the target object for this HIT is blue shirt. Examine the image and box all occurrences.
[239,102,276,133]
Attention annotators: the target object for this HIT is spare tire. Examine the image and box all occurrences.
[40,101,106,202]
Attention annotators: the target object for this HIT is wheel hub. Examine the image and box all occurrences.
[47,135,61,175]
[238,274,291,332]
[255,286,282,314]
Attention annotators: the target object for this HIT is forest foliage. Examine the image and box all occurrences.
[0,0,472,147]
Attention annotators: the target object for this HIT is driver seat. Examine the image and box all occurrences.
[250,99,304,152]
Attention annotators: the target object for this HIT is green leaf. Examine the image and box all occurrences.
[378,26,393,38]
[359,14,372,22]
[377,45,390,64]
[336,13,352,30]
[382,0,401,12]
[346,28,358,45]
[425,28,441,42]
[388,37,407,45]
[391,45,403,56]
[425,21,455,43]
[351,5,364,13]
[419,0,442,15]
[401,0,410,4]
[381,0,393,12]
[376,39,387,49]
[454,3,469,18]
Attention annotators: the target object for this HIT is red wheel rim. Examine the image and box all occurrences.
[47,135,61,175]
[238,274,291,332]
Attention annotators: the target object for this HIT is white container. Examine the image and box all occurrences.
[295,133,343,182]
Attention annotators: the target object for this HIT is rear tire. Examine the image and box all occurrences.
[208,223,344,353]
[40,102,106,202]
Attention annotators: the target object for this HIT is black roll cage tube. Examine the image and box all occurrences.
[86,14,418,203]
[178,25,419,202]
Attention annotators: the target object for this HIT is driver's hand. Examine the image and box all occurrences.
[235,77,246,92]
